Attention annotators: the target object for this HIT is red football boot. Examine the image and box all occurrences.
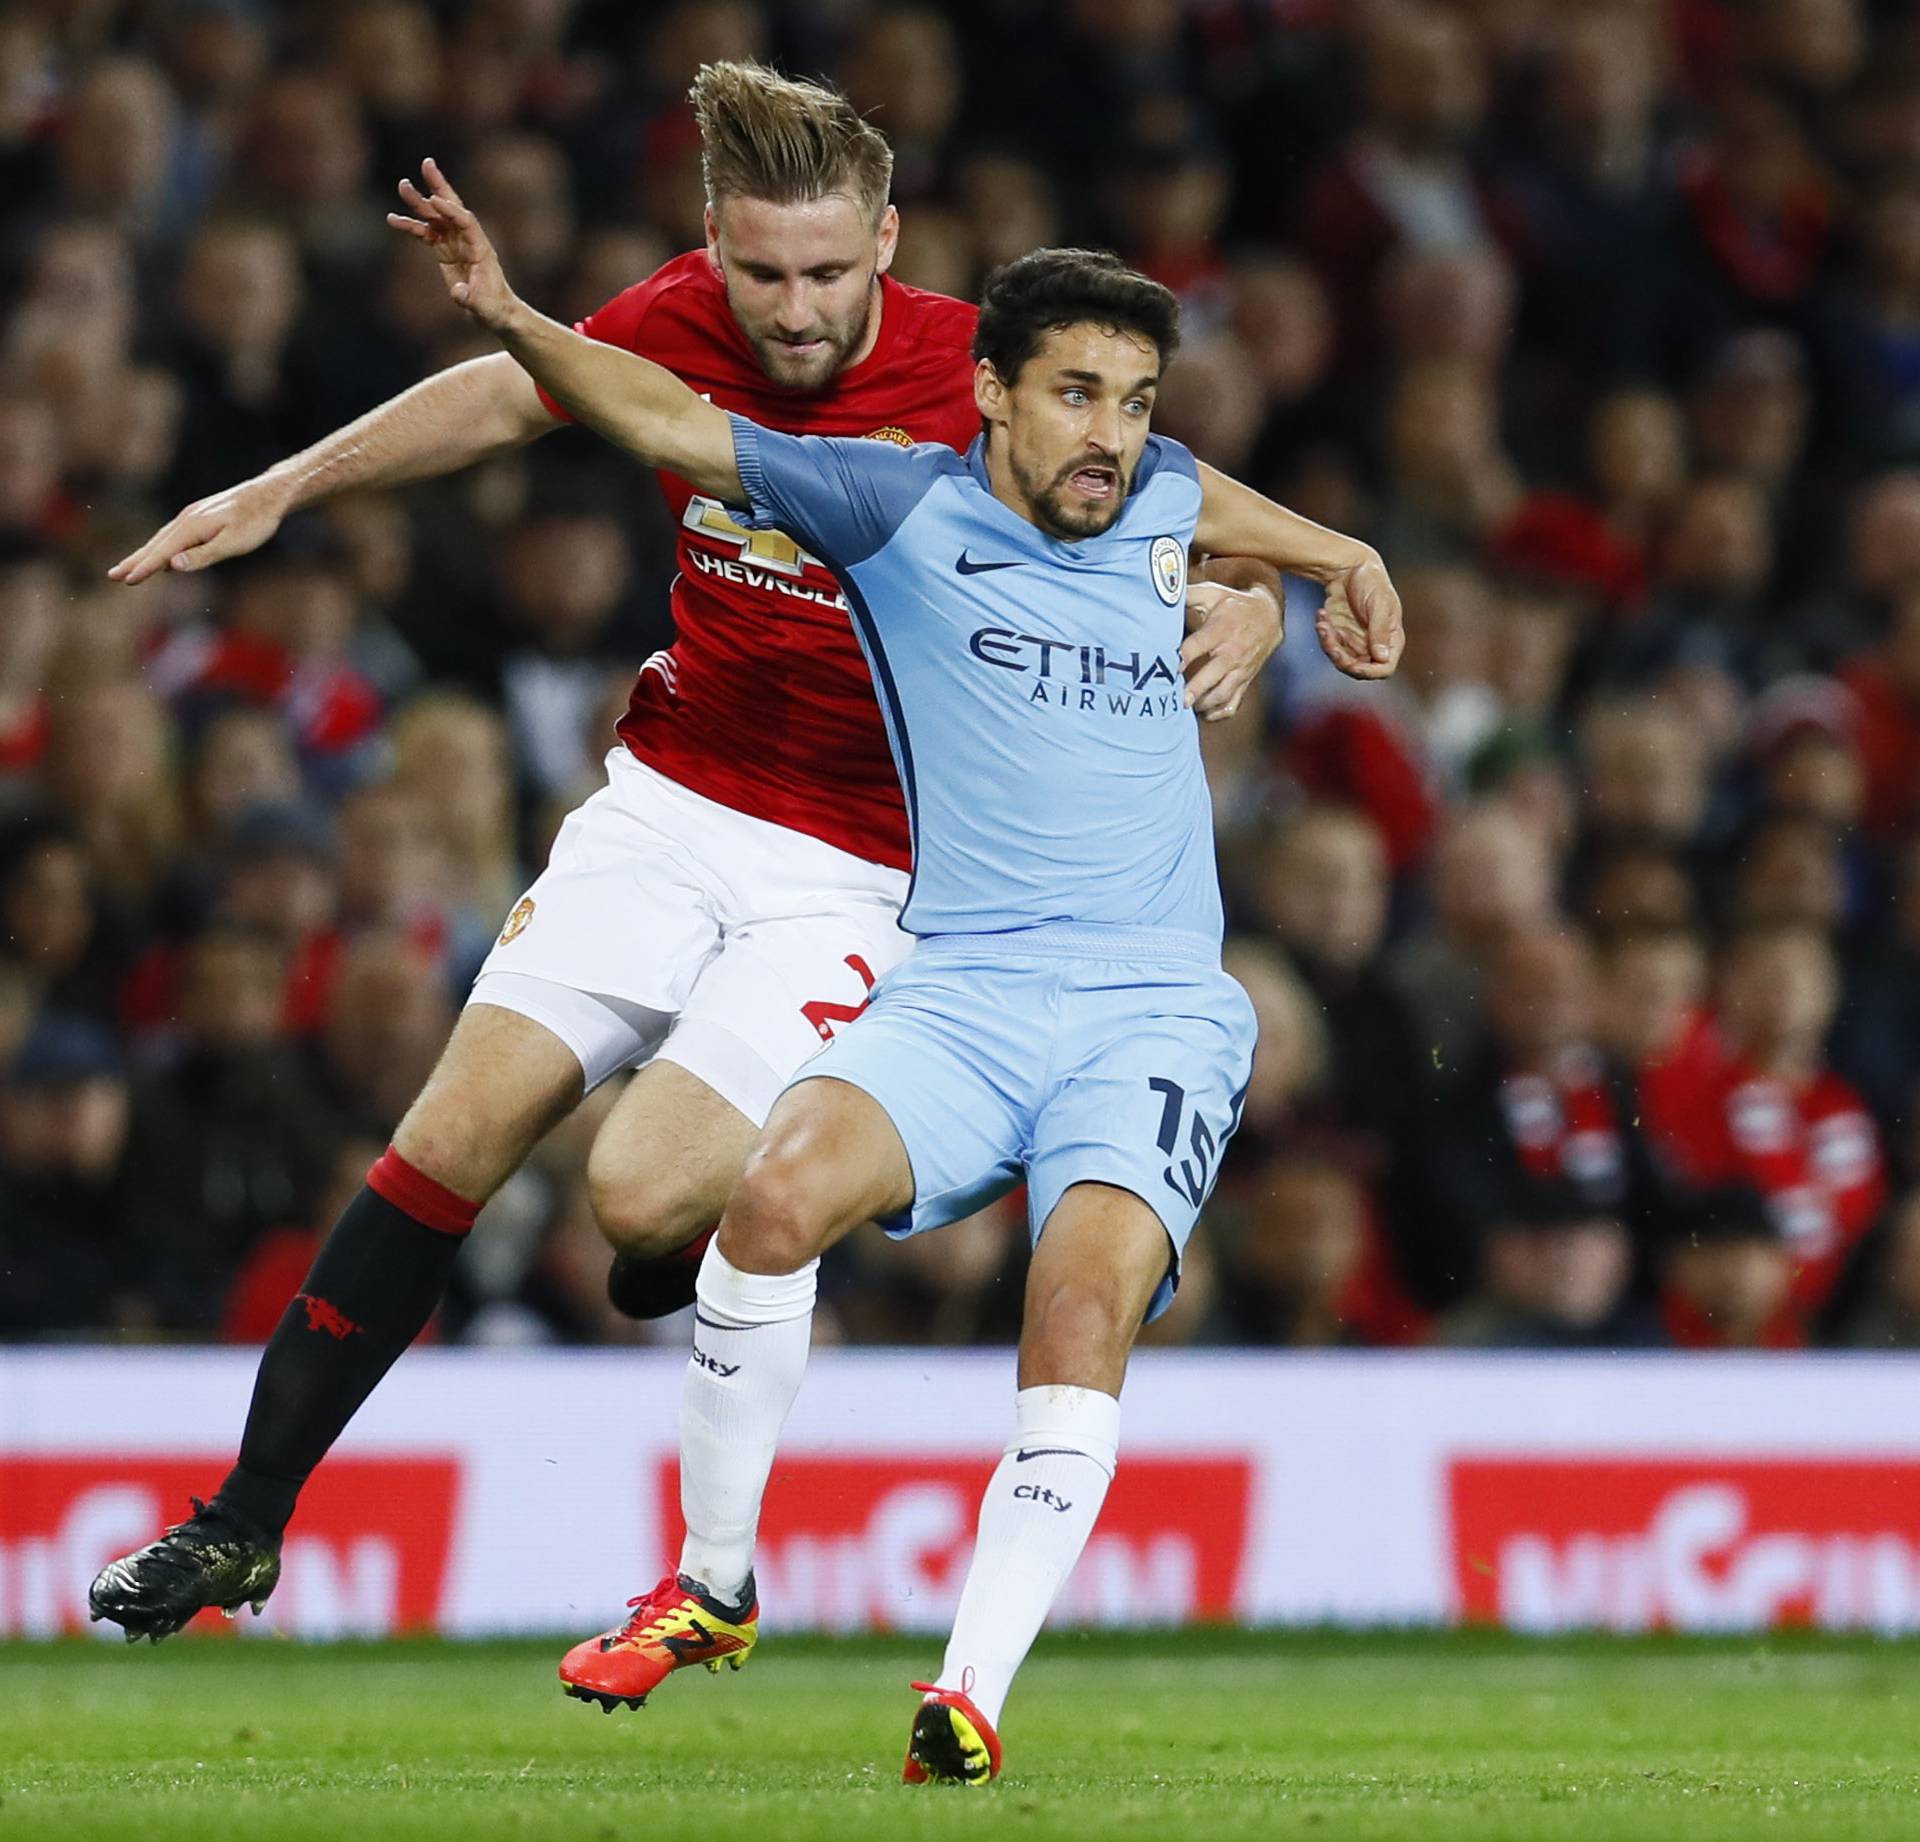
[902,1678,1003,1785]
[558,1572,757,1712]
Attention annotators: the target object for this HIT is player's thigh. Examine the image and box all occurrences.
[719,1075,919,1275]
[392,1001,590,1201]
[1026,962,1257,1327]
[426,751,732,1202]
[655,896,915,1133]
[1019,1182,1177,1394]
[768,950,1050,1261]
[478,748,724,1020]
[585,1058,759,1254]
[585,894,914,1254]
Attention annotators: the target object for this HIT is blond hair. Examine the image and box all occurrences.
[690,60,893,223]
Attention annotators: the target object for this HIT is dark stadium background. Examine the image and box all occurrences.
[5,0,1920,1356]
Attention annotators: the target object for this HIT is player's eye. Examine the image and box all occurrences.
[810,267,849,282]
[1124,397,1150,416]
[1062,388,1089,406]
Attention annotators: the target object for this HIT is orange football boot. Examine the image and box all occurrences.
[902,1679,1003,1785]
[559,1572,757,1712]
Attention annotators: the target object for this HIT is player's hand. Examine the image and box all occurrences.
[1316,550,1403,681]
[388,158,517,332]
[1180,580,1282,722]
[106,478,290,583]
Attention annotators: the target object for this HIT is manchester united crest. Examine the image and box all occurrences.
[866,425,914,447]
[498,896,536,946]
[1150,535,1187,606]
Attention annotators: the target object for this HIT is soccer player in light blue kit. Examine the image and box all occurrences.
[397,158,1403,1783]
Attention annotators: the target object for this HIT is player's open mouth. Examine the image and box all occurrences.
[1068,467,1117,499]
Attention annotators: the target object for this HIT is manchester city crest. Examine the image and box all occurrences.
[1150,535,1187,606]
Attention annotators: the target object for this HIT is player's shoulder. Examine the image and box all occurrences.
[883,276,980,355]
[1137,434,1200,485]
[578,250,726,351]
[822,428,974,491]
[1123,436,1203,527]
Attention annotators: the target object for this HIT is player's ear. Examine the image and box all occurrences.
[702,202,722,272]
[974,358,1006,424]
[873,204,899,276]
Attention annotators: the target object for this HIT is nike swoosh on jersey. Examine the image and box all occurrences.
[956,551,1025,575]
[1014,1447,1084,1462]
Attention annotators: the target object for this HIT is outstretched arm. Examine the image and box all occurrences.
[108,352,552,584]
[1195,463,1403,681]
[390,158,743,504]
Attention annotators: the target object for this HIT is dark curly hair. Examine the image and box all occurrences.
[971,248,1181,385]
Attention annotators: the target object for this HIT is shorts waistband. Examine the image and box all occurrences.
[911,923,1221,966]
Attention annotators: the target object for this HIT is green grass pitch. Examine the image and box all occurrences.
[6,1628,1920,1841]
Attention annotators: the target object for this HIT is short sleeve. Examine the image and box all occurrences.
[730,416,949,568]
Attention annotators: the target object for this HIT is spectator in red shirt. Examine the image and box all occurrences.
[147,517,384,785]
[1662,921,1887,1318]
[1417,924,1666,1308]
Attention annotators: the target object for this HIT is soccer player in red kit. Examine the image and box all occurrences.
[89,62,1281,1641]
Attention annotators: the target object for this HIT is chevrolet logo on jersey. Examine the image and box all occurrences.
[681,496,847,611]
[682,495,819,577]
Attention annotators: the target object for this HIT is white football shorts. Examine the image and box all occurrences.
[467,747,912,1125]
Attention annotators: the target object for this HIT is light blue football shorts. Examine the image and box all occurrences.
[788,922,1257,1321]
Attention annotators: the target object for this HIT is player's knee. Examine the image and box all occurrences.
[389,1106,495,1205]
[588,1152,715,1258]
[1021,1277,1137,1383]
[715,1147,833,1275]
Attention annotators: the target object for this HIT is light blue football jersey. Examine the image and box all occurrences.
[729,416,1222,945]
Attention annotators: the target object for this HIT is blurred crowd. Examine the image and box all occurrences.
[8,0,1920,1352]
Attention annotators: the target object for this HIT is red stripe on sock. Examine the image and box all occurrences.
[367,1146,480,1237]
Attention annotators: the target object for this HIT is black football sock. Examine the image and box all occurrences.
[213,1147,478,1540]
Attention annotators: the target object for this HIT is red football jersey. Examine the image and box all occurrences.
[1649,1040,1887,1313]
[540,251,980,869]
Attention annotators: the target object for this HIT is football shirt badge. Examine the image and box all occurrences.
[498,897,535,946]
[1150,535,1187,606]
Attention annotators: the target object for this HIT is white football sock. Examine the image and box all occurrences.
[675,1242,817,1605]
[935,1384,1121,1728]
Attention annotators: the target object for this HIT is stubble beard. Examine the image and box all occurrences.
[737,273,878,391]
[1016,452,1132,541]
